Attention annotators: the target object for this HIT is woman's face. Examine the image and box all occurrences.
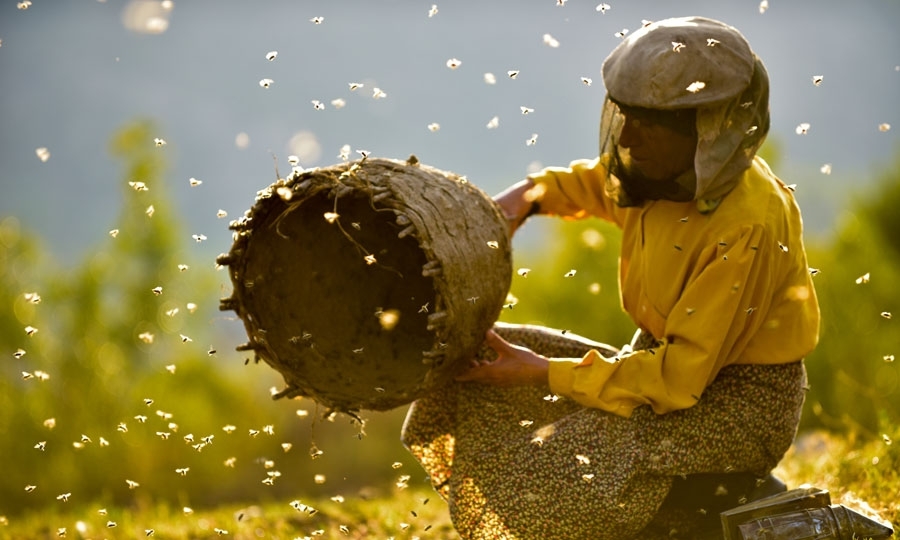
[617,108,697,182]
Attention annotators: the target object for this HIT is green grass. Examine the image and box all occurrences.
[774,427,899,528]
[0,487,457,539]
[2,427,896,540]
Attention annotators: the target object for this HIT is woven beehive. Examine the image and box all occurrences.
[217,156,512,413]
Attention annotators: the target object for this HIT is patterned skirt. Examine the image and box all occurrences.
[401,323,807,540]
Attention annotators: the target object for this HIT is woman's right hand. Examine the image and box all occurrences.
[493,179,541,236]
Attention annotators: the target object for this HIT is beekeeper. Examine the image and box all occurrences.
[403,16,820,539]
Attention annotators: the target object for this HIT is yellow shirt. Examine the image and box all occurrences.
[529,155,820,417]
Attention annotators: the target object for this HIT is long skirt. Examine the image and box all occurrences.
[401,323,807,540]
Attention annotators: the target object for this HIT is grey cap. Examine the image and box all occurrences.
[602,17,755,109]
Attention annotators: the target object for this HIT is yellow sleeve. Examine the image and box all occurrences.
[527,157,622,224]
[548,225,776,417]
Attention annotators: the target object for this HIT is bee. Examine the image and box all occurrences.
[128,182,150,191]
[686,81,706,93]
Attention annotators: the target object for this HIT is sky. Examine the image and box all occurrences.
[0,0,898,266]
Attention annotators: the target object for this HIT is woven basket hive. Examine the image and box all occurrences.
[218,156,512,413]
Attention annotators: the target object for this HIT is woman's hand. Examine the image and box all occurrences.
[456,329,550,387]
[494,179,541,236]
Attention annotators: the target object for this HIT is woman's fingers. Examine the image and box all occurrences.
[484,329,510,356]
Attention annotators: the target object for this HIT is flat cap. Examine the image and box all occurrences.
[602,17,755,109]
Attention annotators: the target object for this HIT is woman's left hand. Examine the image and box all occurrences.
[456,329,550,387]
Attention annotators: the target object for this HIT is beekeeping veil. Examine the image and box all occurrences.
[600,16,769,212]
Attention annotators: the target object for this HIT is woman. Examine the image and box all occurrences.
[402,16,820,539]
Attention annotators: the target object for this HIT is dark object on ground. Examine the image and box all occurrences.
[218,156,512,413]
[721,485,894,540]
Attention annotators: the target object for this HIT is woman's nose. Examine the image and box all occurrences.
[618,117,642,148]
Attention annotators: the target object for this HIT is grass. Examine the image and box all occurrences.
[774,427,899,527]
[2,428,896,539]
[0,487,457,540]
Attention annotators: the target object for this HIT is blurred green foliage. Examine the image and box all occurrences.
[1,121,898,518]
[802,169,900,434]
